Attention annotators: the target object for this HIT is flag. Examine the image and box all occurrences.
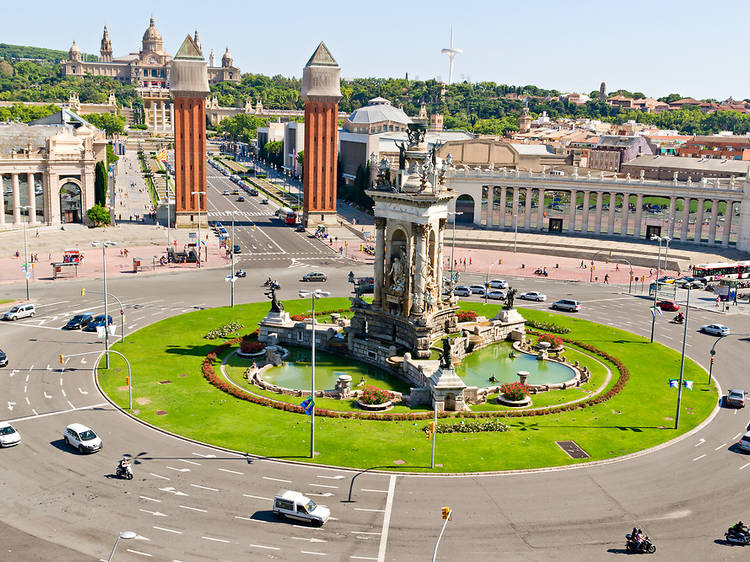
[156,147,167,162]
[683,380,693,390]
[300,397,315,415]
[669,379,679,388]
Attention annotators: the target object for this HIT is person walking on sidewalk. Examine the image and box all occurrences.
[604,274,609,284]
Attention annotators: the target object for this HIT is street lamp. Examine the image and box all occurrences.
[82,287,125,345]
[649,235,670,344]
[224,211,239,307]
[92,240,116,368]
[107,530,136,561]
[299,289,330,458]
[18,205,32,300]
[674,285,691,430]
[191,191,206,268]
[513,213,518,253]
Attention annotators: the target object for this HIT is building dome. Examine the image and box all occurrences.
[68,40,81,61]
[142,17,164,52]
[347,97,412,127]
[222,47,233,67]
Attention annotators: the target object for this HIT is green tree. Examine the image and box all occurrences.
[296,150,304,176]
[86,204,110,226]
[106,144,119,165]
[86,112,124,137]
[263,140,284,168]
[94,160,107,206]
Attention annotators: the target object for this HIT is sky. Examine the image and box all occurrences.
[2,0,748,100]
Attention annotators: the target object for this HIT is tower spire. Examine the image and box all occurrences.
[441,25,462,85]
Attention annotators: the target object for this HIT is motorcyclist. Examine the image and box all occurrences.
[731,521,747,535]
[118,456,131,472]
[675,312,684,322]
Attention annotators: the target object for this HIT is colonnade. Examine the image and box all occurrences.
[0,172,44,226]
[145,100,173,133]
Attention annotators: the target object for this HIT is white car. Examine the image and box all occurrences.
[469,284,486,296]
[700,324,730,336]
[3,304,36,321]
[453,286,471,297]
[489,279,508,289]
[0,422,21,447]
[63,423,102,454]
[487,290,506,300]
[222,190,230,196]
[519,291,547,302]
[273,490,330,526]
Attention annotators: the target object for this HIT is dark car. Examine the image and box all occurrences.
[63,313,94,330]
[83,314,113,332]
[295,224,306,232]
[0,349,7,368]
[235,269,247,278]
[233,244,241,254]
[237,196,245,202]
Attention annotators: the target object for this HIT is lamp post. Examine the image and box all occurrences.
[92,240,116,368]
[674,285,691,430]
[191,190,206,268]
[107,530,136,562]
[299,289,330,458]
[223,211,239,307]
[82,288,125,344]
[448,211,463,289]
[432,507,452,562]
[649,235,670,344]
[513,212,518,253]
[18,205,31,300]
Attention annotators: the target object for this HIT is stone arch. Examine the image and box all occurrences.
[455,194,474,223]
[444,393,457,411]
[59,181,82,224]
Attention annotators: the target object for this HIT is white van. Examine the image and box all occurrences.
[273,490,330,526]
[3,303,35,321]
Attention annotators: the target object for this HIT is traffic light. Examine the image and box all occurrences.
[81,288,86,296]
[710,357,715,365]
[59,354,65,364]
[441,506,452,520]
[426,421,435,439]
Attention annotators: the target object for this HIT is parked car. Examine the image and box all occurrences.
[82,315,113,332]
[3,304,36,321]
[237,196,245,202]
[469,284,486,296]
[519,291,546,302]
[0,348,6,368]
[63,313,94,330]
[551,299,582,312]
[657,300,680,311]
[453,286,471,297]
[726,389,746,408]
[233,244,242,254]
[232,189,240,195]
[680,279,705,289]
[273,490,330,526]
[0,422,21,447]
[302,271,327,282]
[63,423,102,454]
[738,431,750,453]
[700,324,730,336]
[222,190,230,196]
[487,290,506,300]
[489,279,509,289]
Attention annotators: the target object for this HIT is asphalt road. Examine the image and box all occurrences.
[1,207,750,560]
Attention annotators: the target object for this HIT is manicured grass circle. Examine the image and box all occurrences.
[97,299,718,472]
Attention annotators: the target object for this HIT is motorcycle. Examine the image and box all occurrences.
[671,314,684,324]
[115,462,133,480]
[263,278,272,287]
[625,534,656,554]
[725,527,750,545]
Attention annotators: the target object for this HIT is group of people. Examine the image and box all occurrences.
[534,267,550,277]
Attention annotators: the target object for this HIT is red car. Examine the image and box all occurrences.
[657,300,680,311]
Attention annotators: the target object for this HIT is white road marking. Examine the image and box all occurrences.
[139,509,167,517]
[159,487,188,497]
[135,535,150,542]
[693,454,707,461]
[250,544,280,550]
[31,409,37,415]
[3,402,108,424]
[23,385,27,393]
[7,401,15,411]
[301,550,327,556]
[695,438,705,447]
[153,526,182,534]
[350,531,381,535]
[234,515,255,521]
[243,494,271,501]
[201,536,229,543]
[192,452,217,458]
[361,489,389,493]
[317,475,345,480]
[139,496,162,503]
[67,400,75,409]
[740,462,750,470]
[218,468,243,475]
[9,369,18,377]
[310,483,338,489]
[377,475,397,562]
[190,483,219,491]
[715,443,727,450]
[43,392,52,399]
[125,549,152,557]
[179,505,207,513]
[61,389,66,397]
[309,492,335,498]
[292,537,328,543]
[350,557,378,561]
[355,508,385,512]
[166,466,190,472]
[78,387,88,395]
[178,458,200,466]
[733,433,743,440]
[24,397,29,405]
[150,473,171,481]
[263,476,291,483]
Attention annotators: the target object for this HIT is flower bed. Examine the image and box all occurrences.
[499,382,530,401]
[423,419,509,434]
[457,310,478,323]
[526,319,570,334]
[204,321,244,340]
[358,385,392,405]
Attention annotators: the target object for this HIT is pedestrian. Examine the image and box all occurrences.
[604,273,609,284]
[580,260,585,269]
[615,263,619,271]
[649,268,653,277]
[15,250,19,258]
[48,253,51,261]
[716,296,720,307]
[469,256,472,265]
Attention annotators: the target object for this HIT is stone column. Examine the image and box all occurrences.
[567,189,577,232]
[581,190,591,232]
[607,192,616,235]
[161,102,167,133]
[511,187,519,231]
[27,172,36,225]
[667,196,677,238]
[412,224,428,315]
[12,173,20,225]
[680,198,690,241]
[485,186,494,227]
[694,198,705,243]
[594,191,604,233]
[499,186,507,228]
[524,187,533,228]
[708,200,720,244]
[437,218,446,298]
[0,176,5,225]
[621,193,630,235]
[537,188,546,229]
[634,194,644,238]
[373,218,386,307]
[152,102,158,133]
[722,204,733,246]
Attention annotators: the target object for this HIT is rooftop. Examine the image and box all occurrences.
[624,154,750,174]
[347,98,412,126]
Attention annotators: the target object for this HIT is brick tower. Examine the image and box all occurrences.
[170,34,210,228]
[301,42,342,227]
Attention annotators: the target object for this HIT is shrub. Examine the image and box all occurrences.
[457,310,478,322]
[538,333,564,348]
[358,386,392,405]
[86,204,111,226]
[240,339,266,354]
[424,419,509,434]
[525,319,571,334]
[204,322,244,339]
[499,382,530,401]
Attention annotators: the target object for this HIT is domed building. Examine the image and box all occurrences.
[342,97,412,134]
[208,46,240,85]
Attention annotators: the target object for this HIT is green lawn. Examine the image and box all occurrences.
[97,299,718,472]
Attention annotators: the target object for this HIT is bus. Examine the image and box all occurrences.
[692,261,750,281]
[276,206,298,225]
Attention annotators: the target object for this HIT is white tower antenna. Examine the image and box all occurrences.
[441,25,462,85]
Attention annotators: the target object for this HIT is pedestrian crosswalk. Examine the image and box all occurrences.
[207,210,270,218]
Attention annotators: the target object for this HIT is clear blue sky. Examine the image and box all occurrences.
[3,0,746,100]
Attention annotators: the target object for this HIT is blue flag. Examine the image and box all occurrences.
[300,397,311,410]
[683,380,693,390]
[669,379,679,389]
[300,397,315,415]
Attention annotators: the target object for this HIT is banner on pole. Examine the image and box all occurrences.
[669,379,679,389]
